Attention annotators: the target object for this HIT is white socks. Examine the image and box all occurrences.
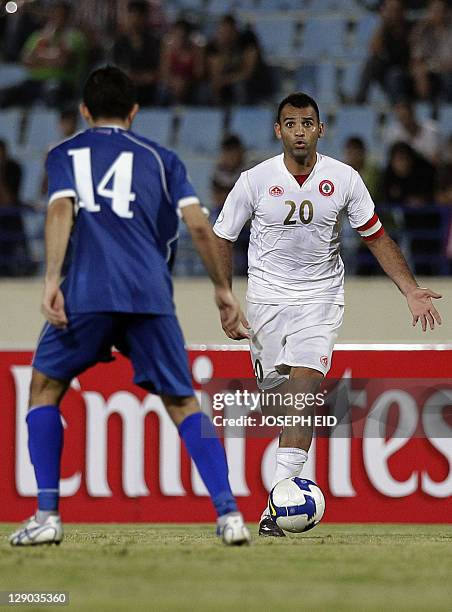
[270,447,308,489]
[261,447,308,520]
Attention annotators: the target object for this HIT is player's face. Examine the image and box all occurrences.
[274,104,323,165]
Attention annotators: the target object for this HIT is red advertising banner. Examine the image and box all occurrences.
[1,346,451,523]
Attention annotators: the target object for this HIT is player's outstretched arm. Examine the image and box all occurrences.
[42,197,73,329]
[181,204,249,340]
[366,233,442,331]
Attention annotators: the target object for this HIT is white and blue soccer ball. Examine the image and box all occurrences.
[268,477,325,533]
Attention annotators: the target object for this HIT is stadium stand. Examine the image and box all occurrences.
[0,0,450,277]
[229,106,277,152]
[184,156,216,206]
[0,109,22,155]
[131,108,174,148]
[252,18,295,60]
[177,108,224,153]
[26,110,62,153]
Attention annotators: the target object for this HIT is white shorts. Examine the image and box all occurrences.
[247,302,343,390]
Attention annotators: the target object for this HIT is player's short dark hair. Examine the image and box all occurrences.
[389,141,415,160]
[55,1,72,14]
[346,136,366,150]
[127,0,149,14]
[174,18,193,35]
[82,66,137,120]
[221,134,244,150]
[277,93,320,123]
[59,107,78,121]
[220,14,237,27]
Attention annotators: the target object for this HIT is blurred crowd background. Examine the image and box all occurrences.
[0,0,451,278]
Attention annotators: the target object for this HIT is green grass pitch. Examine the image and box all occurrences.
[1,524,451,611]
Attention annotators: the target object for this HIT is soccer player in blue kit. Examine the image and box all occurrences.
[9,66,250,546]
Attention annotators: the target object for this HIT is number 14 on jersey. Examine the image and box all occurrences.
[68,147,136,218]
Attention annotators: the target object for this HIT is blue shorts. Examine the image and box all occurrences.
[33,313,194,397]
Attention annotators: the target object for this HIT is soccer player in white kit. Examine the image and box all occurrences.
[213,93,442,537]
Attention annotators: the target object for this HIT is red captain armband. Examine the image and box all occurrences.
[357,213,385,242]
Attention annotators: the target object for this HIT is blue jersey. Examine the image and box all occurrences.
[46,126,199,314]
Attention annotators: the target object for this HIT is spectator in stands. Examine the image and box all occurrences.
[159,19,205,105]
[0,2,88,109]
[343,136,381,200]
[381,141,442,274]
[211,134,249,274]
[112,0,161,106]
[380,141,435,206]
[355,0,411,104]
[0,139,33,276]
[410,0,452,102]
[383,100,441,165]
[0,1,41,62]
[211,134,247,209]
[206,15,274,106]
[40,108,79,199]
[341,137,381,275]
[0,139,21,205]
[57,107,79,140]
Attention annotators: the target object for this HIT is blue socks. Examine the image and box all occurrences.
[178,412,237,517]
[26,405,63,512]
[26,406,236,518]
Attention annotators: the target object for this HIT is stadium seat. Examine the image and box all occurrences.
[229,107,276,151]
[184,156,216,206]
[340,61,362,101]
[0,63,27,88]
[131,109,174,147]
[413,102,433,122]
[294,64,319,98]
[296,62,339,107]
[172,222,205,276]
[299,18,346,60]
[0,109,22,153]
[26,110,61,153]
[177,108,224,154]
[438,105,452,135]
[207,0,239,13]
[301,0,333,11]
[317,62,339,106]
[172,0,204,9]
[348,14,379,60]
[21,157,44,205]
[252,18,295,59]
[254,0,291,10]
[330,105,378,157]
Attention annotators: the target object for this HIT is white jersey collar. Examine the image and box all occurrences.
[279,152,321,189]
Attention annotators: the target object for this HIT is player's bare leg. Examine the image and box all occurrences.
[10,370,69,546]
[162,394,250,545]
[259,366,323,537]
[29,369,69,407]
[279,366,324,449]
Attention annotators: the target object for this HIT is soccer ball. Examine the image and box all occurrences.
[268,477,325,533]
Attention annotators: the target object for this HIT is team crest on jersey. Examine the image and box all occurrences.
[320,355,328,367]
[319,180,334,196]
[269,185,284,197]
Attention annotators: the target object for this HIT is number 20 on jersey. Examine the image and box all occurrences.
[283,200,314,225]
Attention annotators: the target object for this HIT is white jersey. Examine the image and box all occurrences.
[213,152,382,305]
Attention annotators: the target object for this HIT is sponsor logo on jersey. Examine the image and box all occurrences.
[320,355,328,367]
[319,180,334,196]
[269,185,284,197]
